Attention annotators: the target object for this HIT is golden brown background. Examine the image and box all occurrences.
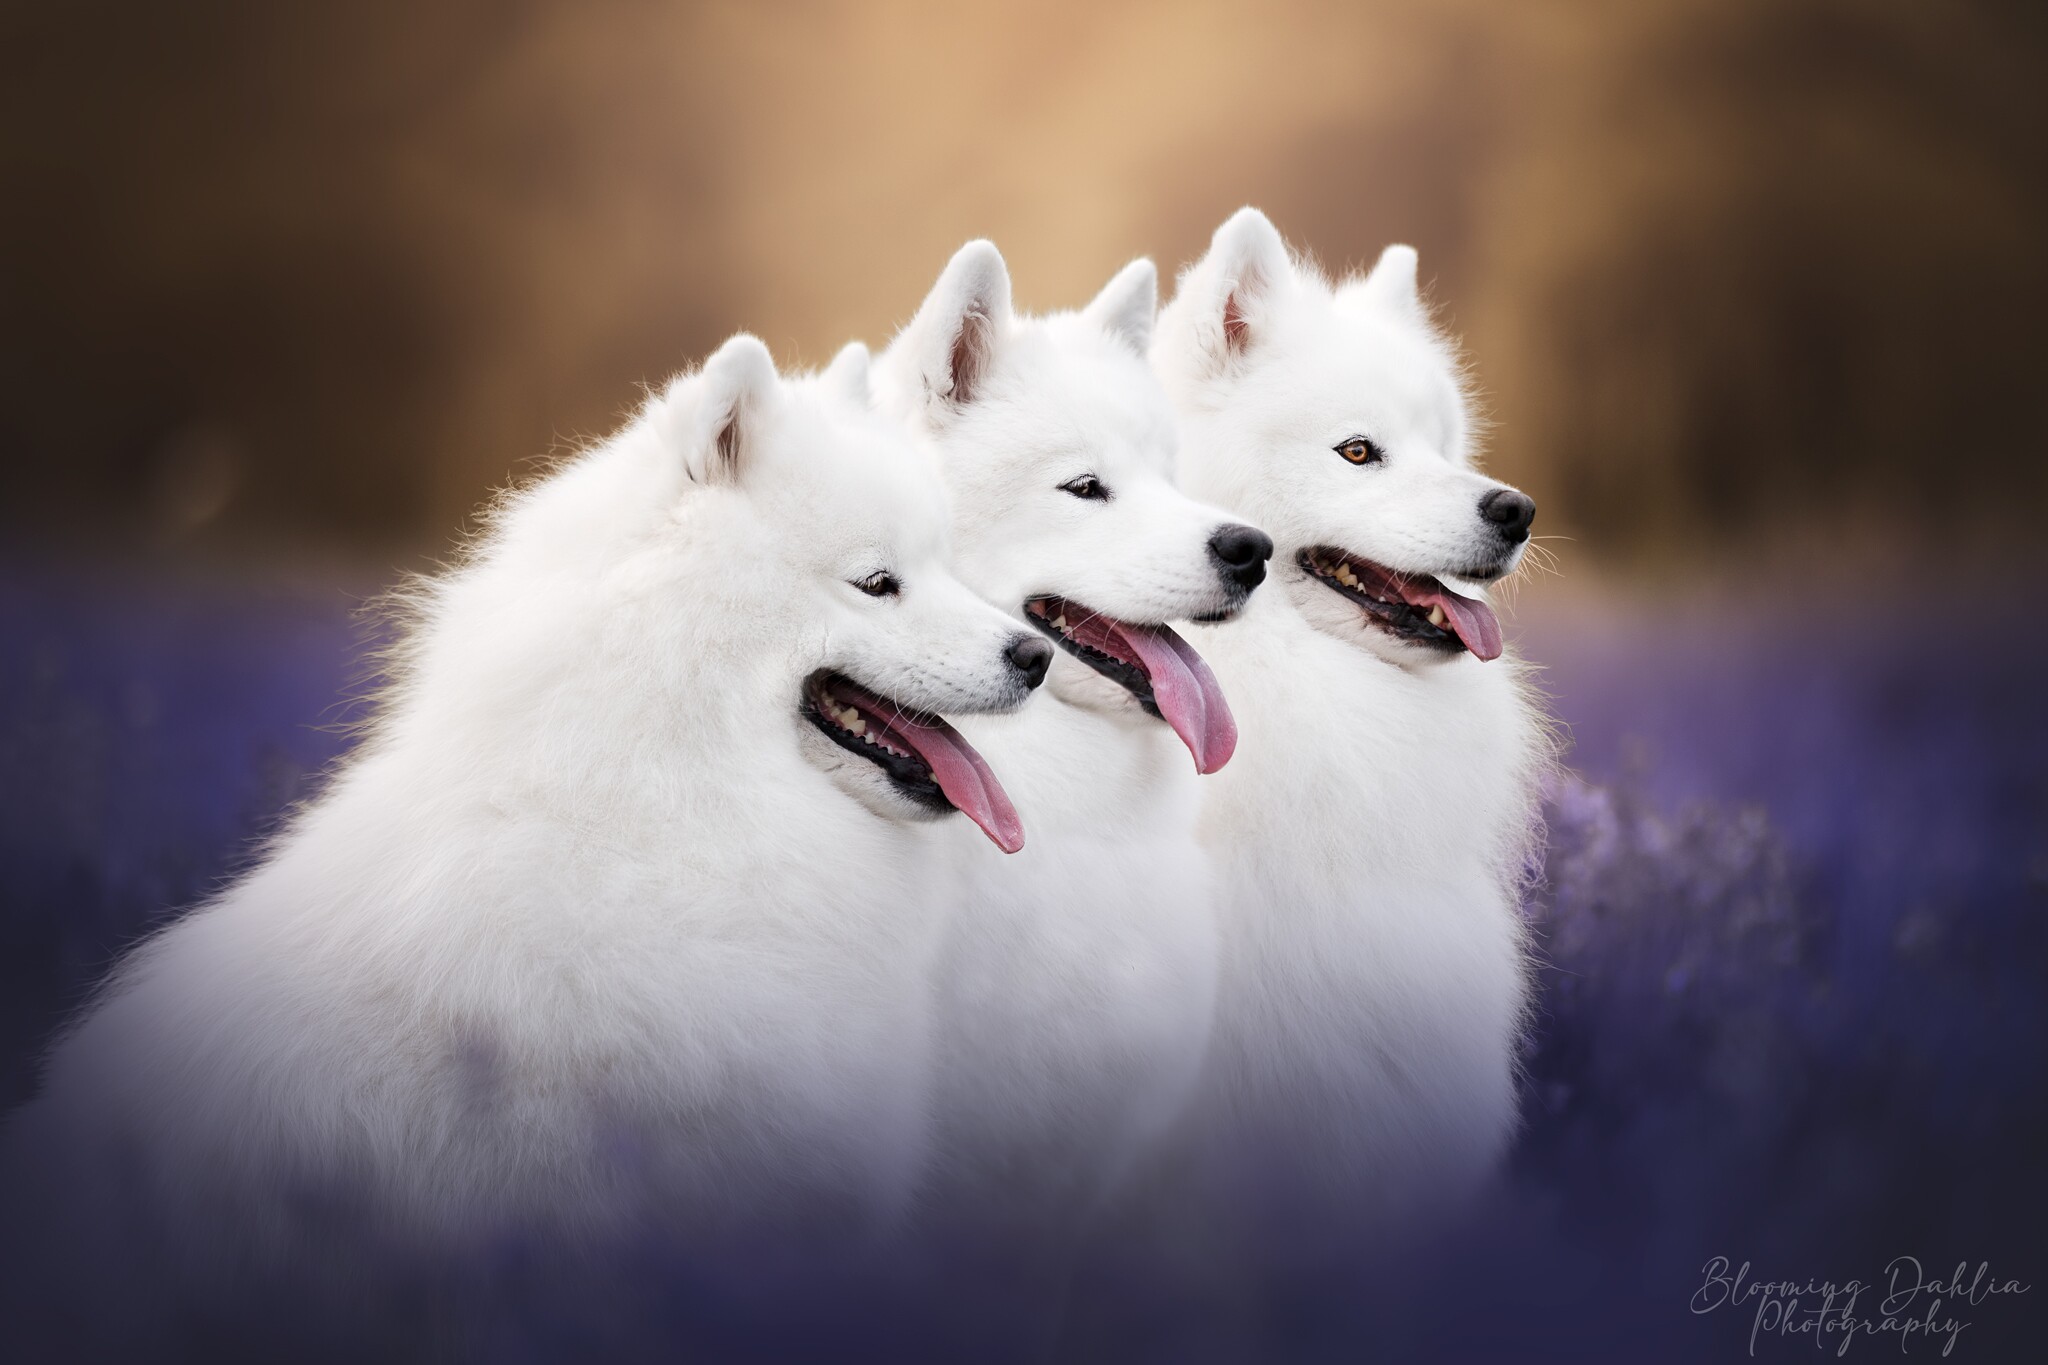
[4,0,2044,570]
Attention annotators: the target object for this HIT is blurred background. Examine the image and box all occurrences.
[4,0,2045,567]
[2,2,2044,1360]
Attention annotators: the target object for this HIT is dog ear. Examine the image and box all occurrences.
[1083,258,1158,357]
[822,341,873,408]
[1348,244,1427,326]
[680,333,778,487]
[898,240,1013,421]
[1179,207,1291,371]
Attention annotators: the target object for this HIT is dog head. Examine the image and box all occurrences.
[1155,208,1535,668]
[636,334,1048,850]
[874,243,1269,773]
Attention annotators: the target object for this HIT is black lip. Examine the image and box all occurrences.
[802,672,951,814]
[1021,597,1163,720]
[1457,558,1517,584]
[1297,548,1465,653]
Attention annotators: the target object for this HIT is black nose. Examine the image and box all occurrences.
[1208,523,1275,591]
[1479,488,1536,544]
[1006,633,1053,689]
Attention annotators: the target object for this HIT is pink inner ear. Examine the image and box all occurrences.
[1223,289,1251,352]
[948,304,994,405]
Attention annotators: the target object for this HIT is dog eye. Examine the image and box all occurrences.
[1335,437,1384,466]
[851,571,899,598]
[1059,474,1111,501]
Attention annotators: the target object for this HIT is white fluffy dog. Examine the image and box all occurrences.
[871,243,1269,1255]
[8,334,1053,1287]
[1149,208,1551,1251]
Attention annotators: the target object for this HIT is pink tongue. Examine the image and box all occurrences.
[875,712,1026,853]
[1094,619,1238,774]
[1410,584,1503,662]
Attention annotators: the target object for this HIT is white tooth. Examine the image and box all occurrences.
[1053,615,1068,631]
[1427,604,1447,628]
[849,715,866,735]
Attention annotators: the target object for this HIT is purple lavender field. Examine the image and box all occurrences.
[1,561,2042,1362]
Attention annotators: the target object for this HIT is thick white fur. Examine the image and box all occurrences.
[9,335,1044,1272]
[1150,209,1551,1247]
[872,244,1251,1242]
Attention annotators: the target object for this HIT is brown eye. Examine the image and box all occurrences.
[1336,437,1384,466]
[1059,474,1111,501]
[853,571,899,598]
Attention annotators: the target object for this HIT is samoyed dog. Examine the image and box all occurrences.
[1148,208,1551,1253]
[870,243,1269,1264]
[5,335,1053,1310]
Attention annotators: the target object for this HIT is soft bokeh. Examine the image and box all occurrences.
[3,3,2044,1360]
[4,0,2043,565]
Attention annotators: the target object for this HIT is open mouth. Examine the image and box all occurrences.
[1023,596,1236,773]
[1298,548,1504,661]
[804,671,1024,852]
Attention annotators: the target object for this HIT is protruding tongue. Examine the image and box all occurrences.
[870,707,1026,853]
[1407,582,1503,662]
[1061,611,1238,774]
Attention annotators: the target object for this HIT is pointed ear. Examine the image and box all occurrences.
[1350,244,1426,325]
[681,333,778,486]
[1178,207,1292,371]
[1083,258,1157,357]
[898,240,1012,421]
[822,341,872,408]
